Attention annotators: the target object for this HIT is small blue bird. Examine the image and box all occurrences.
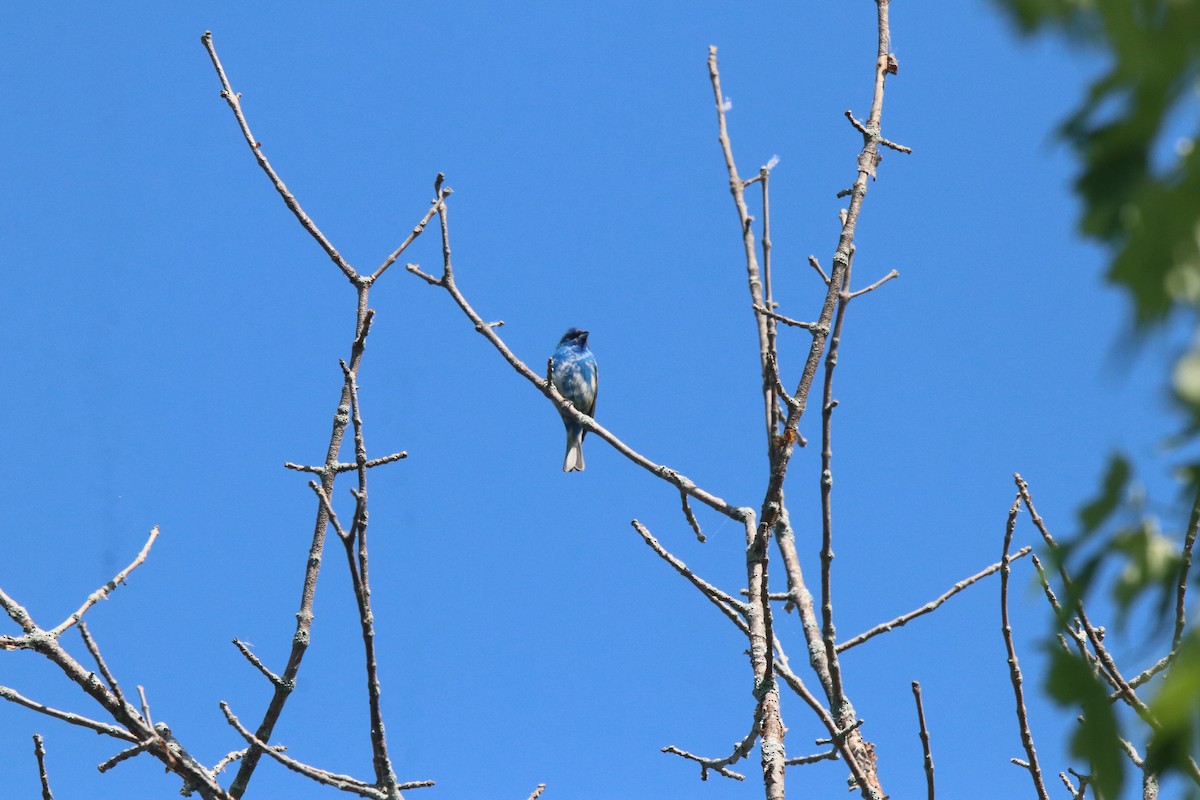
[551,328,598,472]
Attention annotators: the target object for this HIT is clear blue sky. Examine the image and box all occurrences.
[0,3,1184,798]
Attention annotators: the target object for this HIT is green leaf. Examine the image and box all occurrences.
[1078,453,1132,534]
[1109,518,1182,626]
[1146,629,1200,778]
[1046,648,1126,798]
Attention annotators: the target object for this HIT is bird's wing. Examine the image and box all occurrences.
[585,359,598,417]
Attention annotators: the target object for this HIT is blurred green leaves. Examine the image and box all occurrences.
[1079,453,1132,534]
[1146,628,1200,779]
[1070,455,1180,626]
[998,0,1200,326]
[1047,646,1125,799]
[992,2,1200,793]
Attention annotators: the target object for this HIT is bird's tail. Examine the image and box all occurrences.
[563,428,585,472]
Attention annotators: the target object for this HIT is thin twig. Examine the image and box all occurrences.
[221,701,422,799]
[661,745,747,782]
[210,746,286,779]
[761,164,782,439]
[77,621,133,722]
[765,353,800,416]
[837,546,1032,651]
[137,685,153,728]
[752,304,824,332]
[284,453,408,475]
[630,521,749,628]
[1174,479,1200,650]
[774,508,832,680]
[707,45,775,450]
[525,785,547,800]
[844,109,912,154]
[912,681,935,800]
[337,357,401,795]
[808,255,831,285]
[679,491,706,543]
[1000,495,1051,800]
[51,526,160,637]
[1016,476,1159,725]
[1067,768,1091,800]
[33,734,55,800]
[309,481,351,543]
[815,718,865,745]
[0,686,138,742]
[200,32,357,282]
[98,740,154,773]
[232,639,284,687]
[1125,653,1173,693]
[846,269,899,299]
[818,251,853,715]
[372,187,451,281]
[786,748,839,766]
[1029,556,1108,677]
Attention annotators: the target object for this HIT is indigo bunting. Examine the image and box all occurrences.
[551,328,598,472]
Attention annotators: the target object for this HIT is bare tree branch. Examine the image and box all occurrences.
[336,357,401,795]
[846,269,900,299]
[200,31,357,282]
[232,639,285,687]
[405,240,750,524]
[33,734,55,800]
[707,44,775,449]
[786,748,840,766]
[285,453,409,475]
[1174,478,1200,650]
[838,546,1032,652]
[77,622,134,722]
[50,526,159,637]
[679,491,706,543]
[220,701,418,799]
[912,681,935,800]
[630,521,749,627]
[201,31,429,796]
[808,255,831,285]
[1000,494,1051,800]
[753,304,824,333]
[1,686,137,742]
[0,579,230,799]
[98,740,154,773]
[1016,475,1158,725]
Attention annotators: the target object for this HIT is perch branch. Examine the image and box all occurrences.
[407,239,749,524]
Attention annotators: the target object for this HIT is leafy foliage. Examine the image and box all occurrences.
[1047,646,1125,799]
[999,0,1200,327]
[995,3,1200,792]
